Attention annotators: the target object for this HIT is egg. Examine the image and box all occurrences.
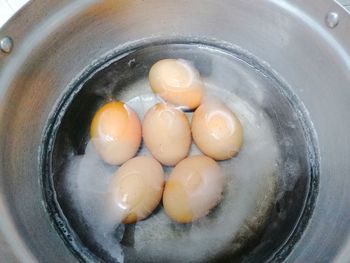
[142,103,191,166]
[191,100,243,160]
[108,156,164,224]
[149,59,204,110]
[163,155,224,223]
[90,101,141,165]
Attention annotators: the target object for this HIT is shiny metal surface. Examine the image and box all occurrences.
[0,0,350,262]
[0,36,14,53]
[325,11,340,28]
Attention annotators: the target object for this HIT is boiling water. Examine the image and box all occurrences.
[64,82,279,262]
[50,43,314,263]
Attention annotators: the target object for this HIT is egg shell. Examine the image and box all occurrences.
[90,101,141,165]
[142,103,191,166]
[163,155,225,223]
[191,100,243,160]
[149,59,204,110]
[108,156,165,224]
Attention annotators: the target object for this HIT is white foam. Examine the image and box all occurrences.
[64,83,279,262]
[124,86,279,261]
[65,143,125,262]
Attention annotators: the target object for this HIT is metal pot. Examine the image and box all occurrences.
[0,0,350,262]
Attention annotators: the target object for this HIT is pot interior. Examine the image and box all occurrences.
[5,1,350,263]
[42,41,319,262]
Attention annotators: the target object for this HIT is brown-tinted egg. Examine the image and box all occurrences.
[90,101,141,165]
[191,100,243,160]
[149,59,204,110]
[163,155,224,223]
[108,156,164,224]
[142,103,191,166]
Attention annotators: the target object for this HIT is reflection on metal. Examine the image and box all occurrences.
[325,12,340,28]
[0,36,13,53]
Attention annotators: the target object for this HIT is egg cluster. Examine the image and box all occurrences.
[89,59,244,224]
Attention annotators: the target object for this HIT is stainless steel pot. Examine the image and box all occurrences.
[0,0,350,262]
